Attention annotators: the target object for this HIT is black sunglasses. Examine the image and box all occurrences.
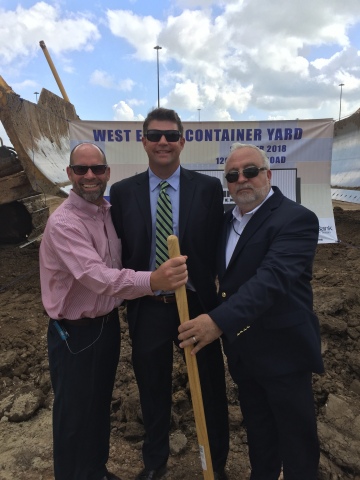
[144,130,182,142]
[225,166,267,183]
[69,164,108,175]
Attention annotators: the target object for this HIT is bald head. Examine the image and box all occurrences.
[70,143,107,165]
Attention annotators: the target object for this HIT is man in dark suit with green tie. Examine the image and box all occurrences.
[110,108,229,480]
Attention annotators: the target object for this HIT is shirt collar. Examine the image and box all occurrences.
[149,166,180,192]
[68,189,110,216]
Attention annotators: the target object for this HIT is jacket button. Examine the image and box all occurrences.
[221,292,227,298]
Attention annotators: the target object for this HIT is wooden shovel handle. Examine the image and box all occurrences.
[167,235,214,480]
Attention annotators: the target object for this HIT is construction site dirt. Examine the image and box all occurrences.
[0,204,359,480]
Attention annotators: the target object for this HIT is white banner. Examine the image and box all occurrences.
[69,119,337,243]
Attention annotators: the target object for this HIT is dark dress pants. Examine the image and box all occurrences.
[48,311,120,480]
[233,371,320,480]
[130,293,229,471]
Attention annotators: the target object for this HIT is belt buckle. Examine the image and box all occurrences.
[163,295,174,304]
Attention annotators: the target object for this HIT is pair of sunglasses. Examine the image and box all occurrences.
[69,164,108,175]
[144,130,181,142]
[225,166,267,183]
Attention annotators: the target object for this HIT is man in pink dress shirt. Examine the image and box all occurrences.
[39,143,187,480]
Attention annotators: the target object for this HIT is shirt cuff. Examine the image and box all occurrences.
[134,271,154,295]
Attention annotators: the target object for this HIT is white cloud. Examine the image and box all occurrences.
[118,78,135,91]
[12,79,38,89]
[312,57,332,70]
[335,71,360,90]
[0,2,100,65]
[176,0,218,7]
[156,1,360,118]
[106,9,162,60]
[90,70,135,91]
[128,98,146,107]
[164,80,200,109]
[1,1,360,124]
[113,100,144,120]
[90,70,114,88]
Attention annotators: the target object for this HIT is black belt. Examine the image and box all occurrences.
[55,308,118,327]
[147,290,197,304]
[150,294,177,304]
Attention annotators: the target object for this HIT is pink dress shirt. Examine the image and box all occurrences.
[39,190,153,320]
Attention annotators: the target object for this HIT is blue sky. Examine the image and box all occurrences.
[1,0,360,146]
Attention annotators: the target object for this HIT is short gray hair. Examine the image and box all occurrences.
[227,143,270,170]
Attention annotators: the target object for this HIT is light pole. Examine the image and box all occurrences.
[198,108,201,122]
[154,45,162,108]
[34,91,39,102]
[338,83,344,121]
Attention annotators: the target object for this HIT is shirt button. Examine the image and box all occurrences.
[221,292,227,298]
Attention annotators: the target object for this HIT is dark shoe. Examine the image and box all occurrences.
[101,472,122,480]
[135,464,167,480]
[214,468,229,480]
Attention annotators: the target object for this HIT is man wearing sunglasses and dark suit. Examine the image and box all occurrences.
[178,143,324,480]
[110,108,229,480]
[40,142,188,480]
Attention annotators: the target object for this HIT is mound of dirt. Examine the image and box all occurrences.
[0,205,359,480]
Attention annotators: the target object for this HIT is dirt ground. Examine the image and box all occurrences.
[0,203,360,480]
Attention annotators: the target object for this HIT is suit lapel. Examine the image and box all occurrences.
[179,167,196,245]
[134,171,152,242]
[218,210,232,278]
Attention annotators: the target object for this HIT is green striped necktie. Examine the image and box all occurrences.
[155,181,173,268]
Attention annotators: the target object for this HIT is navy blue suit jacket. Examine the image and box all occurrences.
[110,167,224,336]
[210,186,324,379]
